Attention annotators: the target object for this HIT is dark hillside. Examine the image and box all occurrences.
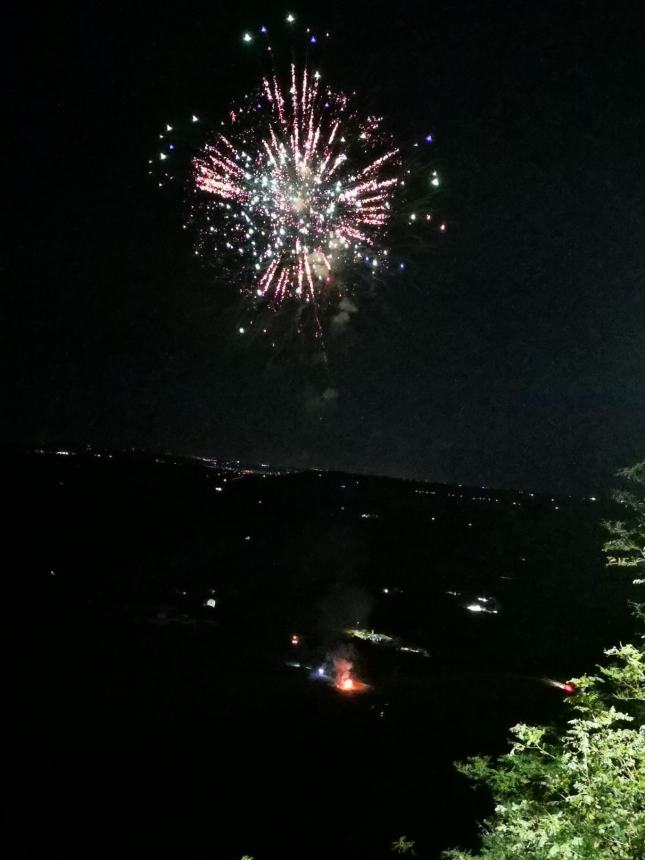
[8,450,636,859]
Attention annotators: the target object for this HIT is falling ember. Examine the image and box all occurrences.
[190,64,401,311]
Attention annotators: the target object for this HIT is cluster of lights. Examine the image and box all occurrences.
[464,596,499,615]
[243,15,330,45]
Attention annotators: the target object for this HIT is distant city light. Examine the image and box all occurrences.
[466,600,499,615]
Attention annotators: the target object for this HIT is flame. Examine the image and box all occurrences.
[333,658,368,694]
[336,676,369,694]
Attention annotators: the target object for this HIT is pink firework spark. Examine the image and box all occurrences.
[191,65,401,308]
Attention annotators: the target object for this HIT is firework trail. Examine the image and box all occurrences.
[543,678,577,695]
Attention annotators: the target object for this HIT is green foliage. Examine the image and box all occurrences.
[391,835,417,855]
[443,647,645,859]
[603,462,645,624]
[443,463,645,859]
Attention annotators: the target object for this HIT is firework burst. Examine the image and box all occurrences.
[152,17,443,341]
[191,64,401,320]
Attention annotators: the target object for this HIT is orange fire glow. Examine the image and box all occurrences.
[335,675,369,694]
[333,657,369,694]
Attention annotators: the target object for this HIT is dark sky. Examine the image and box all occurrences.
[6,1,645,493]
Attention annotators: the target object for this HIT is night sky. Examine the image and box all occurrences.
[6,1,645,493]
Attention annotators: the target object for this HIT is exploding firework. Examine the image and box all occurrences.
[153,16,443,339]
[190,65,401,319]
